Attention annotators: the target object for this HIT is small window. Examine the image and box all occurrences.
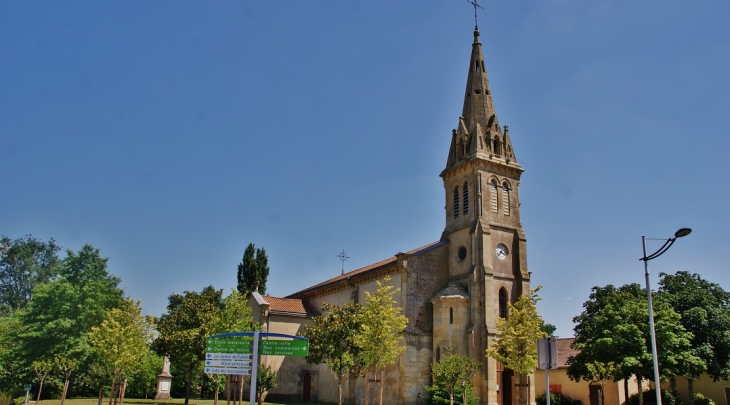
[499,288,508,319]
[453,187,460,218]
[458,246,467,261]
[463,183,469,215]
[449,308,453,324]
[490,181,498,213]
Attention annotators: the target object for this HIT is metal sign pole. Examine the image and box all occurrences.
[250,330,260,405]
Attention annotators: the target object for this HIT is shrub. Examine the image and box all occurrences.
[0,392,12,405]
[421,384,479,405]
[536,391,573,405]
[628,388,682,405]
[694,393,715,405]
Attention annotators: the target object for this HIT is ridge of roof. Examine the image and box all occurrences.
[286,240,444,298]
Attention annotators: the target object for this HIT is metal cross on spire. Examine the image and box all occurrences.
[337,249,350,275]
[466,0,483,30]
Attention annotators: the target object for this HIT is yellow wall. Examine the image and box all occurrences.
[663,375,730,405]
[534,369,644,405]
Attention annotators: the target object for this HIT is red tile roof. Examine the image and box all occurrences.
[262,296,320,316]
[556,337,578,368]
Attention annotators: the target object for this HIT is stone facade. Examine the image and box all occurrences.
[247,27,533,405]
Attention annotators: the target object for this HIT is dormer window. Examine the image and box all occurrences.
[493,138,503,156]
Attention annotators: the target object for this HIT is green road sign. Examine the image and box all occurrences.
[260,339,308,357]
[25,385,31,391]
[206,338,252,354]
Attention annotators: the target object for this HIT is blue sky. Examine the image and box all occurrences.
[1,1,729,337]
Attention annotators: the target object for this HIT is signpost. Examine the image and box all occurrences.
[205,331,309,405]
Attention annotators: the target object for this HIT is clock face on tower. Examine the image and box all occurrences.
[496,243,508,260]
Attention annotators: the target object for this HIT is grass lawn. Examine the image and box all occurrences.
[29,399,325,405]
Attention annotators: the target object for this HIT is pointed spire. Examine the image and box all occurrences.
[461,28,498,135]
[443,28,520,173]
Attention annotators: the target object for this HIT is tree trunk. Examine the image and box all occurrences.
[119,378,127,405]
[449,392,454,405]
[463,388,468,405]
[185,363,193,405]
[226,375,230,405]
[238,375,244,405]
[108,380,116,405]
[337,382,342,405]
[365,371,370,405]
[35,378,45,403]
[61,379,69,405]
[379,370,384,405]
[688,379,695,405]
[97,388,103,405]
[214,381,219,405]
[624,379,629,405]
[636,375,643,405]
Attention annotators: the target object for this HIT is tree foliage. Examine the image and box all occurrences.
[355,276,408,405]
[0,235,61,314]
[153,288,254,404]
[18,244,124,372]
[658,271,730,382]
[236,243,270,296]
[431,353,479,405]
[486,287,547,376]
[88,298,155,401]
[249,363,278,405]
[567,284,702,405]
[304,302,363,405]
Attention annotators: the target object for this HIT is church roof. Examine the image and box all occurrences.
[262,295,321,317]
[286,240,446,298]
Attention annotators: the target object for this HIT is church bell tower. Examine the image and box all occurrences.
[439,27,531,405]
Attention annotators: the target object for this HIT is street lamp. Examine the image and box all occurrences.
[640,228,692,405]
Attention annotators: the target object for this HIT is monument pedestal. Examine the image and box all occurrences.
[154,357,173,400]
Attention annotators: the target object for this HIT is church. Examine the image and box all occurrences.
[248,23,533,405]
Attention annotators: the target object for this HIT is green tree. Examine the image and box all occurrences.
[248,363,277,405]
[0,314,24,393]
[0,235,61,314]
[236,244,270,296]
[303,302,363,405]
[88,298,155,405]
[486,287,547,405]
[567,284,702,405]
[153,288,253,404]
[32,359,52,402]
[355,276,408,405]
[54,355,80,405]
[431,352,479,405]
[658,271,730,401]
[125,351,163,399]
[18,244,124,394]
[540,322,557,337]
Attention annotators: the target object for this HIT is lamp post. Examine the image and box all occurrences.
[640,227,692,405]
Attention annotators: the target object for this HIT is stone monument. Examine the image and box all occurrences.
[154,356,173,399]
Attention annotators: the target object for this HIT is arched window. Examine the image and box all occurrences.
[453,187,460,218]
[490,180,498,213]
[457,140,465,159]
[462,183,469,215]
[502,183,510,216]
[449,307,454,324]
[493,138,503,156]
[499,288,508,319]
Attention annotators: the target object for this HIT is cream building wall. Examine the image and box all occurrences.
[662,375,730,405]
